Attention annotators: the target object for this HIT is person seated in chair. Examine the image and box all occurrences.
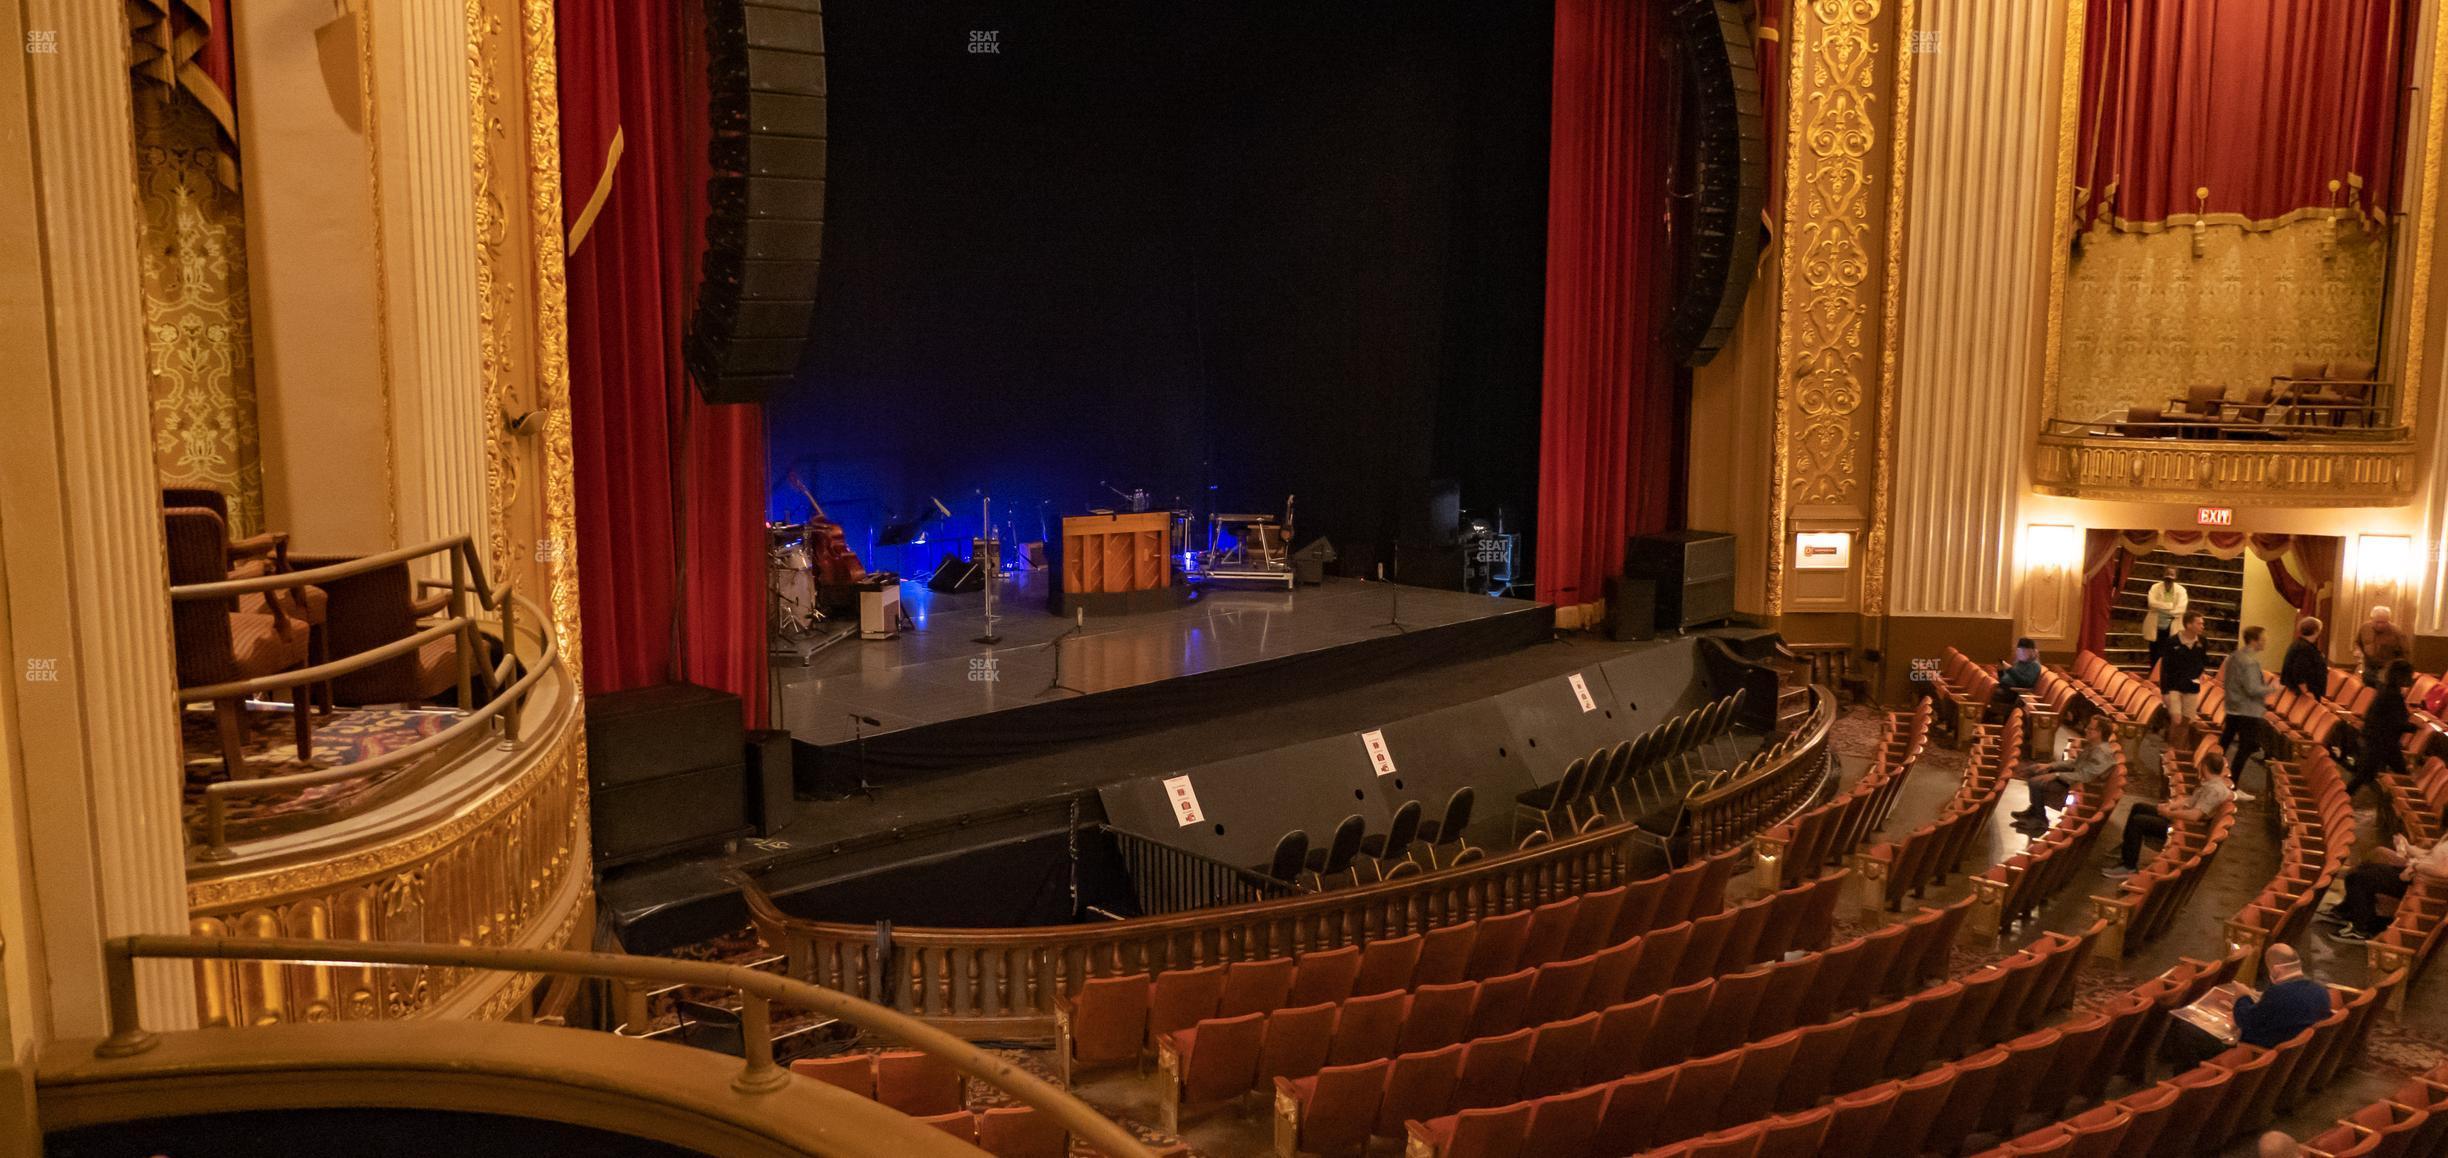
[1985,637,2042,724]
[2159,943,2329,1069]
[2102,750,2234,879]
[2012,714,2118,828]
[2322,805,2448,942]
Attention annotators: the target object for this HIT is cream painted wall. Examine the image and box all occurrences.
[236,0,398,556]
[0,0,43,1069]
[2239,555,2298,646]
[1687,256,1778,617]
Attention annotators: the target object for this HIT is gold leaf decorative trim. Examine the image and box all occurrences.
[1863,0,1918,618]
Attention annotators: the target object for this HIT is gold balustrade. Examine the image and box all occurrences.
[173,535,586,1028]
[2031,430,2416,506]
[740,687,1836,1040]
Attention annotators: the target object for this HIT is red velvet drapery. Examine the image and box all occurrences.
[2078,530,2136,655]
[559,2,770,722]
[1536,0,1682,608]
[2074,0,2414,231]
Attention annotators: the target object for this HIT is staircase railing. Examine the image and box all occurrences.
[1103,824,1304,915]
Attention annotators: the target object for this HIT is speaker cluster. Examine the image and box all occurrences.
[689,0,829,404]
[1664,0,1768,368]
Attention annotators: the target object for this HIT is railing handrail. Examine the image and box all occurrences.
[99,933,1153,1158]
[192,590,558,860]
[195,592,562,858]
[741,808,1634,952]
[170,534,500,608]
[1096,823,1304,898]
[2037,416,2412,442]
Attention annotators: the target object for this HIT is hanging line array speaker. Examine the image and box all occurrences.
[1664,0,1767,368]
[688,0,828,404]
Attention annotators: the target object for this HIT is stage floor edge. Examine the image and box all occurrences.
[775,574,1554,783]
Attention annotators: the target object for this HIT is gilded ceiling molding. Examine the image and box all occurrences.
[1769,0,1892,614]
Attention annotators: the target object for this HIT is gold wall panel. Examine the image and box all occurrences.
[135,89,262,534]
[1770,0,1908,613]
[2057,222,2388,422]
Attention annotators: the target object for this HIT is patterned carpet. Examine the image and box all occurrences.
[179,701,459,835]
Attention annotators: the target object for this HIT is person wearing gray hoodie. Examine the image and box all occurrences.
[2223,625,2274,784]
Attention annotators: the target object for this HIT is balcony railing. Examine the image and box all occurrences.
[168,536,560,859]
[86,934,1151,1158]
[2033,422,2416,506]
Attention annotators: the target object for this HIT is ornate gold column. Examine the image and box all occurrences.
[5,0,199,1035]
[1769,0,1913,621]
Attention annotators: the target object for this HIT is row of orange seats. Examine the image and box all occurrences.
[2059,651,2167,737]
[1978,742,2127,937]
[1053,852,1740,1084]
[1274,888,1970,1156]
[2094,735,2239,956]
[1155,871,1849,1131]
[788,1050,1065,1158]
[2230,750,2355,955]
[1758,702,1929,890]
[2298,1054,2448,1155]
[1406,913,2098,1157]
[1974,965,2397,1158]
[1856,711,2020,915]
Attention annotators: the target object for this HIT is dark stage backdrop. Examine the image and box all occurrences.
[765,2,1553,580]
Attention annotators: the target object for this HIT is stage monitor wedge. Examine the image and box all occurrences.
[689,0,829,405]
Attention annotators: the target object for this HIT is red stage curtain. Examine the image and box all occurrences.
[2074,0,2412,231]
[559,2,770,722]
[2078,530,2137,655]
[1536,0,1682,608]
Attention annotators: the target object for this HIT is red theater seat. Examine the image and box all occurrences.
[1354,933,1424,995]
[1218,957,1296,1017]
[976,1105,1066,1158]
[789,1053,874,1098]
[1452,1026,1534,1110]
[1519,1010,1600,1098]
[1396,982,1477,1055]
[1519,1084,1607,1155]
[1289,944,1363,1006]
[1275,1057,1387,1156]
[1254,1002,1337,1090]
[1466,968,1535,1039]
[914,1110,976,1145]
[1328,987,1410,1064]
[1590,1067,1677,1155]
[1052,972,1149,1082]
[1148,964,1226,1039]
[874,1049,963,1116]
[1376,1044,1466,1139]
[1466,910,1535,979]
[1416,922,1478,986]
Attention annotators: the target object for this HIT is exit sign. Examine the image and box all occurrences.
[2197,506,2234,527]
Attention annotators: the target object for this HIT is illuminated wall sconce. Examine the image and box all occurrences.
[2356,534,2416,618]
[2022,524,2081,639]
[1794,532,1853,571]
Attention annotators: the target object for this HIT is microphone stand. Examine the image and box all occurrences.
[974,492,1002,644]
[1041,607,1088,697]
[847,712,878,801]
[1377,563,1408,633]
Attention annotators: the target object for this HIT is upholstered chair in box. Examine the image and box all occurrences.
[164,506,315,779]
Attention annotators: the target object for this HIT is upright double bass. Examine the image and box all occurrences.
[790,473,869,586]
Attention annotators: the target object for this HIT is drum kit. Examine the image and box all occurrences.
[769,476,899,658]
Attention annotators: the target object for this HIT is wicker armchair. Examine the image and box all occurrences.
[165,507,316,779]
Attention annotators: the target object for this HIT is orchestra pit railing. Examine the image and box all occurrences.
[738,687,1834,1039]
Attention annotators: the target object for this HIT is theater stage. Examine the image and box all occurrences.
[774,572,1554,783]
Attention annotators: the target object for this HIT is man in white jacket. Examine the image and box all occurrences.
[2144,564,2189,648]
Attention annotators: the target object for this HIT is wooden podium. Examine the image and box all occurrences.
[1062,511,1171,595]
